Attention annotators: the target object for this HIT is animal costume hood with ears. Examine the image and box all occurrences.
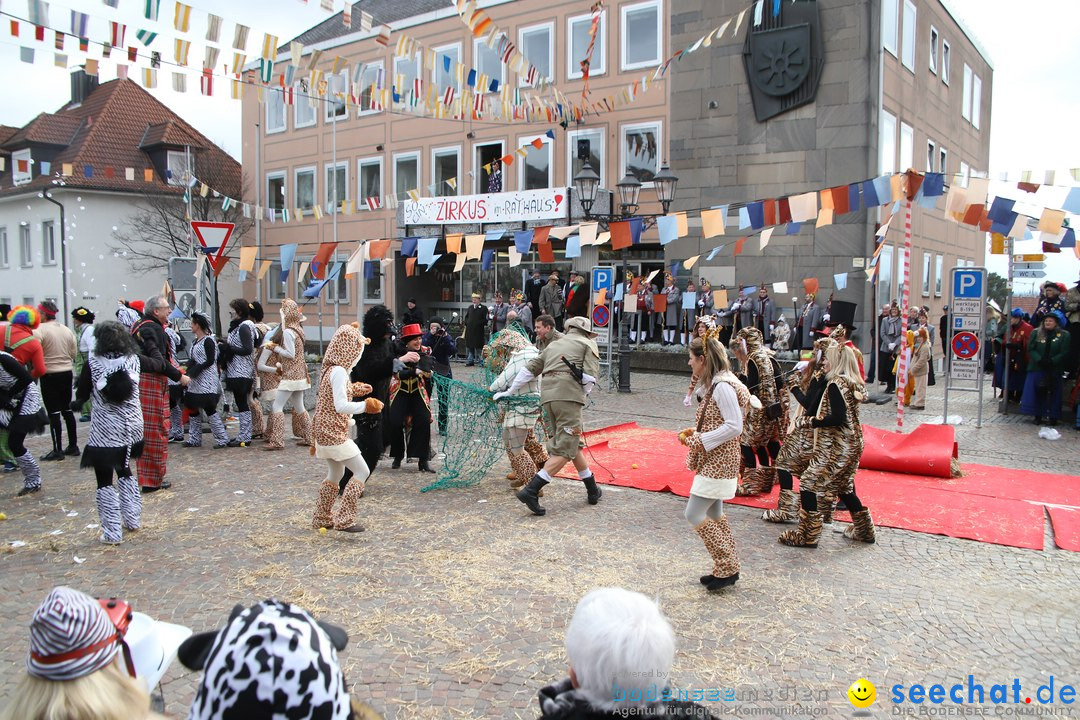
[322,323,370,374]
[280,298,306,335]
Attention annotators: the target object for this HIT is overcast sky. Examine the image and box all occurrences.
[1,0,1077,291]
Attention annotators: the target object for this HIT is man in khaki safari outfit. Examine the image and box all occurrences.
[494,316,602,516]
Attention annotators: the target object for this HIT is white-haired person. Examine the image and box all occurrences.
[0,586,164,720]
[537,587,717,719]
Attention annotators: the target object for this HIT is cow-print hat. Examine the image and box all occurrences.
[180,599,350,720]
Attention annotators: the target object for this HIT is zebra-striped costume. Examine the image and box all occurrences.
[225,320,257,380]
[165,326,185,440]
[0,354,45,430]
[0,350,47,493]
[183,335,228,447]
[224,319,256,444]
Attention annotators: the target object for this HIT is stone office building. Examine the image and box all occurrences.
[666,0,992,336]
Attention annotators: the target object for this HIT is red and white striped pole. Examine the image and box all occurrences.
[896,197,913,428]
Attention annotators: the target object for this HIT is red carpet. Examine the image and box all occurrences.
[562,423,1080,551]
[861,424,958,478]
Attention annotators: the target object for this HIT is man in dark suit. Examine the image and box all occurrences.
[525,269,544,319]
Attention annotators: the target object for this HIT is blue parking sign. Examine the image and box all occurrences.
[952,269,983,299]
[591,266,614,293]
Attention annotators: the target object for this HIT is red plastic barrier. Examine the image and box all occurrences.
[859,424,959,478]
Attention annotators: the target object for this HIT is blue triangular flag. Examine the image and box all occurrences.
[443,55,451,72]
[834,272,848,290]
[739,206,751,229]
[168,307,186,320]
[657,215,678,245]
[279,243,297,283]
[481,248,494,270]
[848,183,861,212]
[417,237,438,266]
[565,235,581,258]
[862,179,880,208]
[485,229,504,242]
[747,201,765,230]
[873,176,892,205]
[670,261,680,277]
[1061,228,1076,249]
[1063,187,1080,215]
[706,245,722,261]
[400,237,418,257]
[922,172,945,198]
[629,217,644,245]
[786,222,801,235]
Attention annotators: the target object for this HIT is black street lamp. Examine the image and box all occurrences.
[573,162,678,393]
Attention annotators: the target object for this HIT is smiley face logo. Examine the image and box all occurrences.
[848,679,876,709]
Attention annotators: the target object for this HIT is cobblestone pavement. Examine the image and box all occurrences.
[1,364,1078,719]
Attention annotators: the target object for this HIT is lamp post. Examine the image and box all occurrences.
[573,162,678,393]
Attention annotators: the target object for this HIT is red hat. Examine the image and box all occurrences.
[400,323,423,339]
[129,300,145,314]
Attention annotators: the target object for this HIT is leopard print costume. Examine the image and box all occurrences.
[685,372,751,494]
[775,336,838,478]
[799,376,864,496]
[736,327,788,447]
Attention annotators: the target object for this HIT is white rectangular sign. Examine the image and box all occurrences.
[402,187,568,225]
[952,299,981,316]
[950,358,979,381]
[953,315,982,331]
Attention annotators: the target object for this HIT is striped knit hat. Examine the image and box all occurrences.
[27,587,123,681]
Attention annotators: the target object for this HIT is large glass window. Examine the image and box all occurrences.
[42,221,55,265]
[0,227,8,268]
[474,141,504,193]
[394,53,421,103]
[879,110,897,175]
[941,40,950,84]
[926,140,936,171]
[899,121,914,171]
[325,70,348,121]
[266,172,286,211]
[935,255,944,296]
[621,0,661,70]
[879,245,895,304]
[568,11,606,79]
[433,43,461,92]
[882,0,898,56]
[962,64,972,120]
[294,167,315,210]
[364,261,383,301]
[568,128,604,188]
[518,23,553,85]
[972,74,982,130]
[922,252,931,296]
[19,225,32,266]
[267,262,287,301]
[266,87,286,132]
[294,80,316,127]
[359,62,383,115]
[12,149,31,185]
[929,26,939,74]
[622,122,660,183]
[394,152,419,198]
[939,147,948,176]
[473,39,505,92]
[519,135,552,190]
[325,163,347,213]
[166,150,191,186]
[959,161,970,188]
[901,0,916,71]
[358,157,383,208]
[433,147,460,197]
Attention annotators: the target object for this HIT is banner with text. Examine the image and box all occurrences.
[403,187,568,225]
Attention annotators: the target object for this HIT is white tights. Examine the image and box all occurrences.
[685,494,724,525]
[272,389,306,414]
[326,453,370,487]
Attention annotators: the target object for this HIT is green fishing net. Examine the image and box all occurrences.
[422,323,543,492]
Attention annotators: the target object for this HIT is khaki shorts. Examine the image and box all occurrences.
[541,400,585,460]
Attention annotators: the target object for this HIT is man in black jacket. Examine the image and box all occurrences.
[463,293,489,366]
[402,298,424,327]
[131,295,187,492]
[388,323,436,473]
[525,269,544,319]
[423,318,456,436]
[349,305,396,473]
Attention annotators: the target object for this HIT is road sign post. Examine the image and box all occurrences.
[944,267,988,428]
[590,266,616,382]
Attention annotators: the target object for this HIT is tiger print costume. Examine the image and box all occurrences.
[734,327,789,496]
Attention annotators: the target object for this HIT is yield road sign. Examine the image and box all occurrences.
[1014,270,1046,279]
[191,221,235,273]
[952,331,980,359]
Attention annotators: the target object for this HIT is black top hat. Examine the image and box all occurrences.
[826,300,858,330]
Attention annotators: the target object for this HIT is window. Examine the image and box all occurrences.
[266,172,286,211]
[941,40,950,84]
[899,122,914,171]
[266,262,288,301]
[474,141,503,193]
[569,11,606,79]
[0,297,9,307]
[266,87,286,132]
[294,167,315,210]
[621,0,661,70]
[622,122,661,183]
[393,53,421,103]
[394,152,419,198]
[901,0,916,72]
[359,62,383,115]
[19,225,32,266]
[939,147,948,176]
[433,43,461,92]
[518,23,553,85]
[432,146,460,197]
[22,296,34,306]
[325,163,348,213]
[921,252,931,296]
[358,157,383,209]
[294,80,316,128]
[0,227,7,267]
[473,39,505,93]
[166,150,191,186]
[326,268,349,304]
[568,128,605,189]
[326,70,349,121]
[13,149,32,185]
[42,221,55,266]
[962,64,972,120]
[519,135,552,191]
[364,261,382,301]
[935,254,943,296]
[926,140,936,171]
[882,0,898,56]
[971,74,982,130]
[929,26,939,74]
[879,245,895,303]
[879,110,897,174]
[959,161,970,188]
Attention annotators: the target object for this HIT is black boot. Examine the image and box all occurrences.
[516,474,549,516]
[581,474,602,505]
[392,457,402,469]
[418,458,436,473]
